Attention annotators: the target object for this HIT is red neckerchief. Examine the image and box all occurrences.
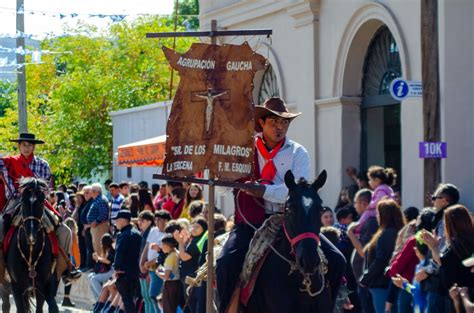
[4,154,35,190]
[256,136,285,183]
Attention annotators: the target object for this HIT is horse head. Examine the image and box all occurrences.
[283,170,327,275]
[19,177,48,245]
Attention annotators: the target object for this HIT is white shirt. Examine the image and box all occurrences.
[257,135,311,214]
[146,227,166,261]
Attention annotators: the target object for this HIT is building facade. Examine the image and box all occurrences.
[200,0,474,209]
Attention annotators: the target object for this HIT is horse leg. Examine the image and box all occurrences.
[45,277,59,313]
[10,282,28,313]
[35,290,45,313]
[0,283,11,313]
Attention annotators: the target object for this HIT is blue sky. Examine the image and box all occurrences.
[0,0,175,38]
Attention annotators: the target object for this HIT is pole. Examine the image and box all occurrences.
[16,0,27,133]
[421,0,441,205]
[206,19,217,313]
[169,0,179,100]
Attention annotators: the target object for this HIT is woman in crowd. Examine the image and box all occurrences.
[422,205,474,312]
[321,206,335,227]
[139,188,154,212]
[181,184,204,220]
[88,233,115,301]
[359,199,404,313]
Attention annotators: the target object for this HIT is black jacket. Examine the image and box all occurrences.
[113,224,142,278]
[360,227,398,288]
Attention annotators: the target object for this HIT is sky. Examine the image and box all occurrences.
[0,0,175,38]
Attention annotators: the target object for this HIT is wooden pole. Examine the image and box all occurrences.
[16,0,27,133]
[421,0,441,205]
[169,0,179,100]
[206,19,217,313]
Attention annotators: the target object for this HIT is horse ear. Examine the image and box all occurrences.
[284,170,297,190]
[312,170,327,191]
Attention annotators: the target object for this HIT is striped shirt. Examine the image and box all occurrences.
[0,155,52,198]
[256,134,311,214]
[110,194,125,223]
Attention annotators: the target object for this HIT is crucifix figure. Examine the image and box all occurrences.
[195,88,228,138]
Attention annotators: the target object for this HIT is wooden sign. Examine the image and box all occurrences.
[162,42,266,180]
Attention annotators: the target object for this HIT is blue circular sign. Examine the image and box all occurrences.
[390,78,409,101]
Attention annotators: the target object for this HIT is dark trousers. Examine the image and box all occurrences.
[84,228,94,269]
[163,280,185,313]
[216,223,257,313]
[78,224,87,268]
[116,275,139,313]
[358,285,375,313]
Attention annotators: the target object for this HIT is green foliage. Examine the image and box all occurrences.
[0,81,16,117]
[0,16,196,183]
[175,0,200,30]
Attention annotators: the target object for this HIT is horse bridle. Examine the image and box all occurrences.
[282,219,320,255]
[235,189,328,297]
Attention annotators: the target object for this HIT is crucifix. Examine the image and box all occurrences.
[195,88,228,138]
[148,20,272,313]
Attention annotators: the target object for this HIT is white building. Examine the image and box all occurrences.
[111,101,170,186]
[200,0,474,209]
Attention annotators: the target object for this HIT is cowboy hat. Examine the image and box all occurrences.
[254,97,301,132]
[9,133,45,144]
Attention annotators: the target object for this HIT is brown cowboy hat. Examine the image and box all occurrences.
[10,133,45,144]
[254,97,301,132]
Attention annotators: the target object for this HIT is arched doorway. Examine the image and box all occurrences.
[360,26,401,178]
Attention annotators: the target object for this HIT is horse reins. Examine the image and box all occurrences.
[235,189,328,297]
[17,214,46,300]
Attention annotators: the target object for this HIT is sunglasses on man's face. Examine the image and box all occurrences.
[431,195,444,201]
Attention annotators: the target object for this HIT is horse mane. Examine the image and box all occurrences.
[19,177,49,193]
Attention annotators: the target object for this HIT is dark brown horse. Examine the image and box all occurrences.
[6,177,57,313]
[242,170,337,313]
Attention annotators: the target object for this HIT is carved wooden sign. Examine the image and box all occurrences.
[162,42,266,180]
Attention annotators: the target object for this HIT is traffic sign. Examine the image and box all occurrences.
[419,142,447,158]
[390,78,423,101]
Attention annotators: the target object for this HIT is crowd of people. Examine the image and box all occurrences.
[50,179,229,313]
[318,166,474,313]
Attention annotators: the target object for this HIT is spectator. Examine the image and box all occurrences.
[137,210,155,313]
[153,184,168,211]
[360,199,404,313]
[388,208,437,313]
[89,233,115,300]
[422,205,474,312]
[113,210,142,313]
[347,188,377,313]
[109,183,125,224]
[181,184,204,220]
[188,200,204,219]
[168,187,186,220]
[158,235,184,312]
[80,185,95,271]
[127,193,140,218]
[321,206,335,227]
[138,188,154,212]
[162,181,183,214]
[62,217,81,307]
[175,216,208,311]
[119,182,130,198]
[74,191,88,269]
[87,183,110,254]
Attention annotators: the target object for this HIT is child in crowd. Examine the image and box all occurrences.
[334,207,353,255]
[158,235,184,312]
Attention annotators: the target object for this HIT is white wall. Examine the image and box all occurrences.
[439,0,474,209]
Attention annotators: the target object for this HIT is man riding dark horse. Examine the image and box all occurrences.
[0,133,80,284]
[216,98,346,312]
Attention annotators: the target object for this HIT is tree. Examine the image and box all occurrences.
[0,16,196,183]
[175,0,200,30]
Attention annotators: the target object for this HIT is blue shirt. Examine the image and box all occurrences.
[110,194,125,223]
[86,194,109,224]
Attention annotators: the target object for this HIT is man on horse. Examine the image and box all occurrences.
[0,132,80,283]
[216,98,346,312]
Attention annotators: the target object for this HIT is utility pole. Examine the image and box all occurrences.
[16,0,28,133]
[421,0,441,205]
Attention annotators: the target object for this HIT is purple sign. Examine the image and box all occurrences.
[419,142,447,158]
